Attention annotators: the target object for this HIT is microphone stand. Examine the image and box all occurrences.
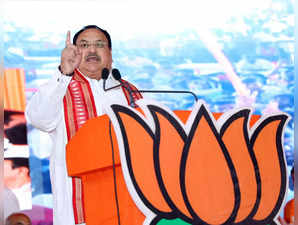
[101,68,122,225]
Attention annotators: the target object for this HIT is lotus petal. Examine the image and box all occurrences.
[112,105,172,215]
[220,110,259,223]
[182,106,238,224]
[149,106,193,220]
[251,115,288,222]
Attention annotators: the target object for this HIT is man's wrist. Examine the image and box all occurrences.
[58,65,74,76]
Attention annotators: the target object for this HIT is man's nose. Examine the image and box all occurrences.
[89,44,97,52]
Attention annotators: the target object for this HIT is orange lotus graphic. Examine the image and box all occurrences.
[106,100,289,225]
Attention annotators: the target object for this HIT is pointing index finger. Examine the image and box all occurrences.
[65,31,71,47]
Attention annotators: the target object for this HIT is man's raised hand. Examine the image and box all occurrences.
[60,31,82,75]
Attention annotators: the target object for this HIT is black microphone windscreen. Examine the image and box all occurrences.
[112,68,121,80]
[101,68,110,80]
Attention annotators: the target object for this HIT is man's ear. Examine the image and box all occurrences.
[18,167,30,176]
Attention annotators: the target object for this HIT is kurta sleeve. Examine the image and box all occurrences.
[4,187,20,220]
[25,70,72,132]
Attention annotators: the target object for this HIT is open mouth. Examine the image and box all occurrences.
[86,55,100,62]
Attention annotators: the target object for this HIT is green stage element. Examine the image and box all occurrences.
[156,218,191,225]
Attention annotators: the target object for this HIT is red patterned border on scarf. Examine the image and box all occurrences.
[63,69,97,224]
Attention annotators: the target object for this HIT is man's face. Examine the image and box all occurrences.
[4,160,19,188]
[76,28,112,80]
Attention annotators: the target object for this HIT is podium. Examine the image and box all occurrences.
[66,110,195,225]
[66,114,142,225]
[66,104,287,225]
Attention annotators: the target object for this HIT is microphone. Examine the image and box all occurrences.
[102,68,121,91]
[111,68,121,80]
[102,68,109,91]
[112,68,137,108]
[102,68,109,80]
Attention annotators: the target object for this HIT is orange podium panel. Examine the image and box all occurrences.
[66,113,145,225]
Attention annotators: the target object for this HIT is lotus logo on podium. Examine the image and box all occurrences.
[105,99,289,225]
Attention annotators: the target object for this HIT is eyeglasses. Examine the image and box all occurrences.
[78,41,107,49]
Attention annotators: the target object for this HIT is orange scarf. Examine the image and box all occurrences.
[63,69,142,224]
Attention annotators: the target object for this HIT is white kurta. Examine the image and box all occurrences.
[11,183,32,210]
[25,69,129,225]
